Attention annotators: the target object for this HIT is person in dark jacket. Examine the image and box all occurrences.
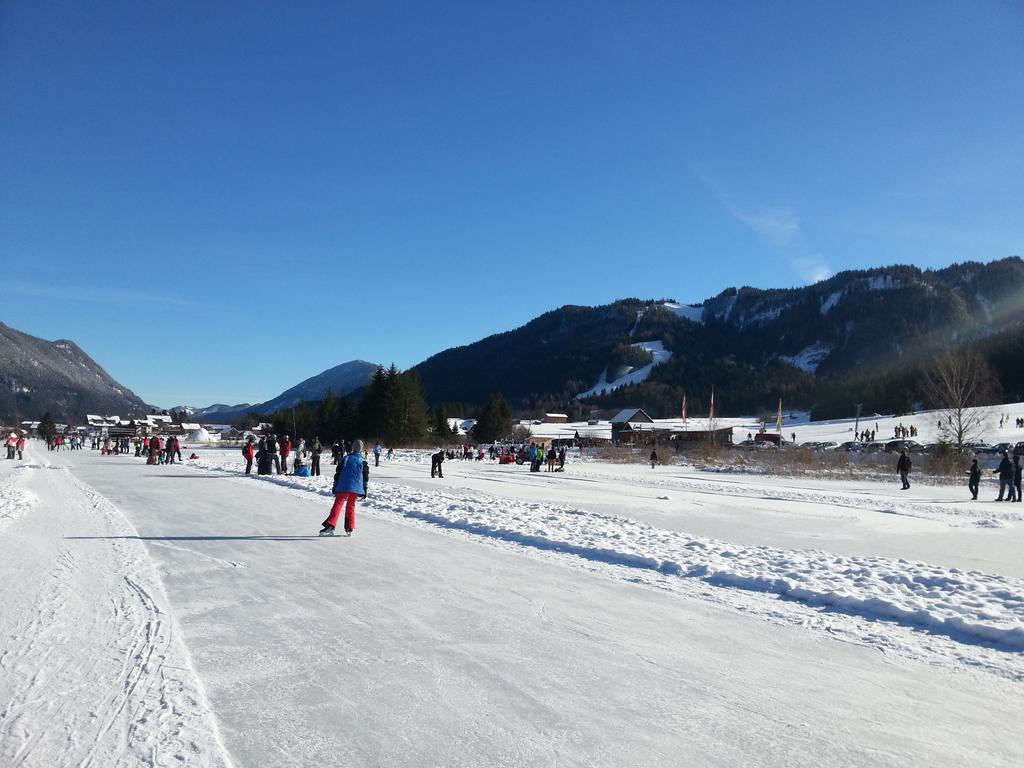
[650,449,659,469]
[431,449,445,478]
[995,452,1013,501]
[320,440,369,536]
[266,434,281,474]
[968,459,981,500]
[310,437,322,476]
[896,451,911,490]
[1013,455,1022,503]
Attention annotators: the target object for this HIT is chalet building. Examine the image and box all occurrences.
[543,413,568,424]
[670,426,735,447]
[610,408,655,444]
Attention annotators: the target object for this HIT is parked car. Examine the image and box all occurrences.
[885,439,924,453]
[863,442,887,453]
[979,442,1014,455]
[838,441,867,452]
[1014,442,1024,457]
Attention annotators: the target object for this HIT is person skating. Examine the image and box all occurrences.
[995,452,1014,501]
[650,448,658,469]
[16,434,26,460]
[431,448,445,478]
[320,440,369,536]
[310,437,322,476]
[280,435,292,474]
[373,441,382,467]
[558,446,566,470]
[968,459,981,500]
[896,450,911,490]
[242,437,256,475]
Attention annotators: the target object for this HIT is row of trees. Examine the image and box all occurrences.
[259,366,513,446]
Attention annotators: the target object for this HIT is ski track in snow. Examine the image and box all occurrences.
[0,458,234,768]
[187,456,1024,682]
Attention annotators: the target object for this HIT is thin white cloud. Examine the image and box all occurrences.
[0,280,202,308]
[695,171,832,284]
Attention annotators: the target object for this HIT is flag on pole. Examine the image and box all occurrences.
[776,398,783,434]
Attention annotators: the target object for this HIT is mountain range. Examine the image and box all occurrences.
[172,360,379,423]
[411,257,1024,419]
[0,322,149,424]
[3,257,1022,425]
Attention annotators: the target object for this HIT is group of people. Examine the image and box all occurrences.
[4,432,26,460]
[132,435,184,464]
[48,435,81,450]
[523,443,565,472]
[988,452,1023,502]
[894,424,917,438]
[997,414,1023,429]
[243,434,322,476]
[895,448,1023,501]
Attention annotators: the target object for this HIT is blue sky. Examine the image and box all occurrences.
[2,1,1022,407]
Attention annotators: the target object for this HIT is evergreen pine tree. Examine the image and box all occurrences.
[38,412,57,443]
[473,393,511,443]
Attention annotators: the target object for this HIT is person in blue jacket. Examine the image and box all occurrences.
[320,440,369,536]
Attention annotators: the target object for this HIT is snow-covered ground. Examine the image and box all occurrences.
[2,443,1023,766]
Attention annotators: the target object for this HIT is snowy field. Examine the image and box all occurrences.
[2,443,1023,766]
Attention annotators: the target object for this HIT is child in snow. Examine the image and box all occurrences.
[321,440,369,536]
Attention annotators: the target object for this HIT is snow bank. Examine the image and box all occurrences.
[187,427,218,443]
[188,455,1024,652]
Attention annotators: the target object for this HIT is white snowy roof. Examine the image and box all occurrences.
[610,408,653,424]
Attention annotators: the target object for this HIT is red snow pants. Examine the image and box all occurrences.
[326,492,358,531]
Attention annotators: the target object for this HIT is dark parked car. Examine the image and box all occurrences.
[886,439,924,453]
[979,442,1014,455]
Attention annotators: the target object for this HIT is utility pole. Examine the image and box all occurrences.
[853,402,863,438]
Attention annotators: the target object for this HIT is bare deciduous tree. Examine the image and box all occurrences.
[922,349,997,450]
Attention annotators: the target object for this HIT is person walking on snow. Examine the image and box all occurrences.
[280,435,292,474]
[896,450,912,490]
[1013,455,1022,503]
[995,452,1014,501]
[968,459,981,500]
[266,434,281,474]
[650,448,659,469]
[242,437,255,475]
[373,441,382,467]
[310,437,322,477]
[320,440,369,536]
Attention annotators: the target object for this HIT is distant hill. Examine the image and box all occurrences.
[413,258,1024,418]
[0,322,150,424]
[187,360,379,422]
